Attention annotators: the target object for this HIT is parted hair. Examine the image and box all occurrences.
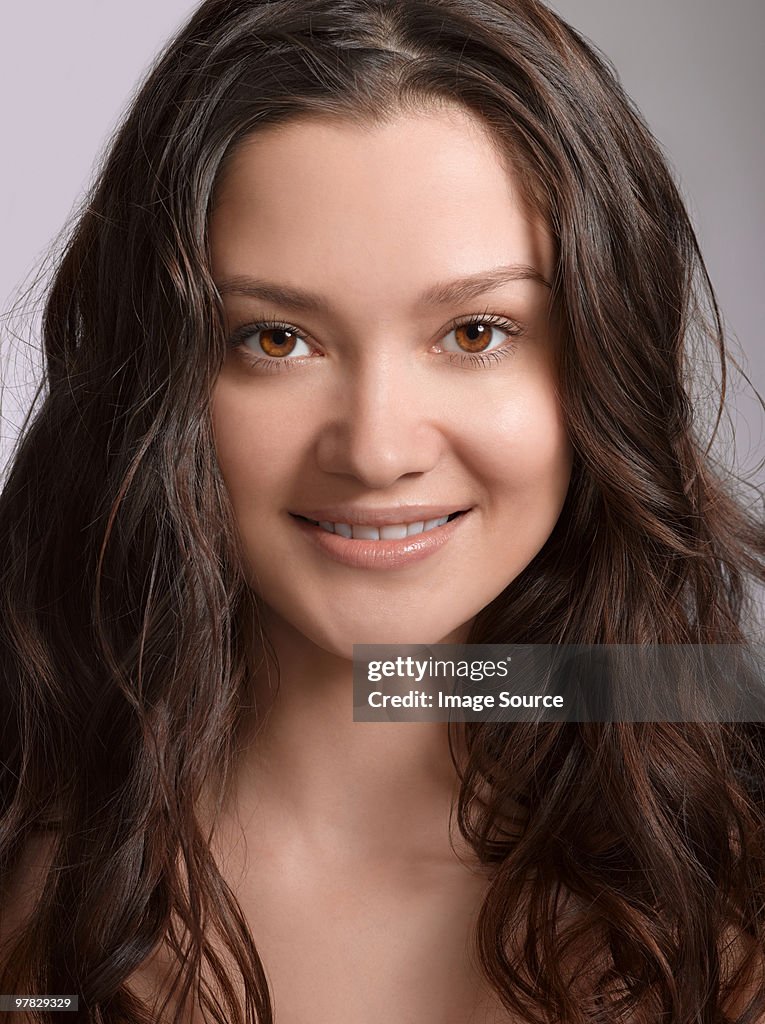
[1,1,765,1021]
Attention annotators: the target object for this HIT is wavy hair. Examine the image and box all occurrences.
[2,1,765,1021]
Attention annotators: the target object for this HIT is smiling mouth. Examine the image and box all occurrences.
[291,509,468,540]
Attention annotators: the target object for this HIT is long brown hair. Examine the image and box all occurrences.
[2,1,764,1021]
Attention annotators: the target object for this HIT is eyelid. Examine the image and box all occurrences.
[438,311,524,348]
[226,317,319,355]
[226,308,525,371]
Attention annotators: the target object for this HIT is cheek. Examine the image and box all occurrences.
[211,367,572,528]
[456,379,572,504]
[211,377,306,505]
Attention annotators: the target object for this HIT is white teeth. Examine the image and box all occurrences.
[379,523,409,540]
[424,517,448,530]
[352,524,380,540]
[314,514,458,539]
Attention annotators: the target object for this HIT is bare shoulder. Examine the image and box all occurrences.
[0,837,187,1021]
[0,830,57,955]
[720,923,765,1019]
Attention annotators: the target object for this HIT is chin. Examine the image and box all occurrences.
[302,614,474,662]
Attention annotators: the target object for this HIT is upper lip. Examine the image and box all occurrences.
[289,505,472,526]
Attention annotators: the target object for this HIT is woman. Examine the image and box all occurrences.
[1,0,764,1021]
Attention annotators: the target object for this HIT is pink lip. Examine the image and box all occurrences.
[291,510,471,570]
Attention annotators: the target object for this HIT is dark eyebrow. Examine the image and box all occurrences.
[215,263,551,313]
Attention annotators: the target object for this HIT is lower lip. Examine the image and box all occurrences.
[289,511,471,570]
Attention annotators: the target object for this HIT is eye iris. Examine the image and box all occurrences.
[260,328,297,357]
[455,322,493,353]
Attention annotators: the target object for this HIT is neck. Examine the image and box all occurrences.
[217,607,475,868]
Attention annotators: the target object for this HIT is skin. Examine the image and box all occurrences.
[199,104,573,1021]
[6,105,760,1024]
[210,105,571,657]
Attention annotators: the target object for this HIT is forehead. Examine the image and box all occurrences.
[208,105,554,319]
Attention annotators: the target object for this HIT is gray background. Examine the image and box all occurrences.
[1,0,763,481]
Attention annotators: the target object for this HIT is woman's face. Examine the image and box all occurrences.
[210,104,573,659]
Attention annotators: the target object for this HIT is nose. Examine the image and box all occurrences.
[315,352,443,488]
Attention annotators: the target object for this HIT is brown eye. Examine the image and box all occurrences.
[438,316,520,361]
[259,327,299,357]
[453,322,495,353]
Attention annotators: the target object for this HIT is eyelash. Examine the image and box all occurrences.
[226,310,524,374]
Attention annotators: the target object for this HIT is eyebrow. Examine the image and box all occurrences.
[215,263,551,314]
